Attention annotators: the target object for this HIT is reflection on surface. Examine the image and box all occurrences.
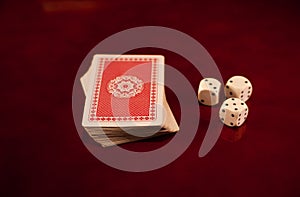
[221,124,247,142]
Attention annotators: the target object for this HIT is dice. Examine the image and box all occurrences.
[198,78,221,106]
[219,98,249,127]
[224,76,252,102]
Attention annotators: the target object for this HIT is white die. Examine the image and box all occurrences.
[224,76,253,102]
[219,98,249,127]
[198,78,221,106]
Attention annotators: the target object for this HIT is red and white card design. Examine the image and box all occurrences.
[82,54,165,128]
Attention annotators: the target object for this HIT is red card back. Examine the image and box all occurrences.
[88,56,159,122]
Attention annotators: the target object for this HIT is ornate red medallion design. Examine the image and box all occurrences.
[107,75,144,98]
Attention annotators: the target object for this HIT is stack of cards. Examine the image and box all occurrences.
[81,54,179,147]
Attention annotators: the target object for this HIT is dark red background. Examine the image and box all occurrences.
[1,0,300,196]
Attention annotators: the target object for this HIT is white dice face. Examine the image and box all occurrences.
[224,76,253,102]
[219,98,249,127]
[198,78,221,106]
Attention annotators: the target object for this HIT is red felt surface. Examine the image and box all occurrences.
[1,0,300,196]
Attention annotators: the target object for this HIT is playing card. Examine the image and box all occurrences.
[82,54,165,128]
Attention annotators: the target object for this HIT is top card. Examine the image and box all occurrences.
[82,54,165,128]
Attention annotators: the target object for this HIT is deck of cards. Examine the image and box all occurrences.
[81,54,179,147]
